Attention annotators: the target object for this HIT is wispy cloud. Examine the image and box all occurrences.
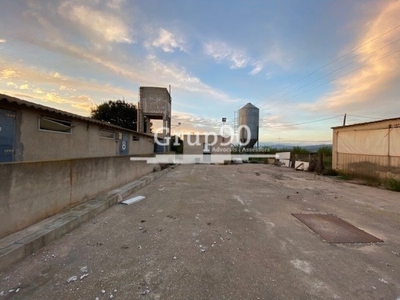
[152,28,186,53]
[0,39,6,43]
[1,69,18,79]
[249,62,263,75]
[204,40,288,75]
[1,1,245,115]
[312,1,400,113]
[260,114,286,129]
[11,6,239,107]
[40,92,95,113]
[168,111,224,134]
[204,41,249,69]
[58,1,133,44]
[0,64,135,112]
[145,55,239,103]
[107,0,126,10]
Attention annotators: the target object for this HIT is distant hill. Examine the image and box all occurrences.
[258,143,332,152]
[301,144,332,152]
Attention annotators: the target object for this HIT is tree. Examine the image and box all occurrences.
[292,146,310,155]
[170,135,183,154]
[317,145,332,156]
[91,100,137,131]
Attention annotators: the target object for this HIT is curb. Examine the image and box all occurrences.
[0,166,174,272]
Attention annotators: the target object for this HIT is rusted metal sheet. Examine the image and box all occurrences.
[292,213,383,243]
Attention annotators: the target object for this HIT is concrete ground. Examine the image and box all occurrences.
[1,164,400,300]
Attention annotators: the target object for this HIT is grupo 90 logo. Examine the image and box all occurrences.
[153,124,253,147]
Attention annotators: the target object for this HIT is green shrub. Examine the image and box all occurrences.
[384,178,400,192]
[322,168,339,176]
[337,172,351,180]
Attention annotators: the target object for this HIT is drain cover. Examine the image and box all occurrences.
[292,213,383,243]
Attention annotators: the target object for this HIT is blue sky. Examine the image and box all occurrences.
[1,0,400,144]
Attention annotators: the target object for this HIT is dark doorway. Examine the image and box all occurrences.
[0,108,15,162]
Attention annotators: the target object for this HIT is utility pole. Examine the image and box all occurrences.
[342,113,347,126]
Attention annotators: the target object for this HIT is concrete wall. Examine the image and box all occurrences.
[0,104,154,162]
[183,135,231,155]
[140,87,171,117]
[0,156,155,238]
[332,118,400,180]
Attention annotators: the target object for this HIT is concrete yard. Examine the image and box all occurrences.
[1,164,400,299]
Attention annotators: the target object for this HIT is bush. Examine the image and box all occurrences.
[384,178,400,192]
[337,172,351,180]
[322,168,339,176]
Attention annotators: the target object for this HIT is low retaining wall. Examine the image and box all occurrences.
[0,156,155,238]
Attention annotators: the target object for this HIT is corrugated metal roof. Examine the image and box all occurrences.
[331,116,400,129]
[0,93,154,138]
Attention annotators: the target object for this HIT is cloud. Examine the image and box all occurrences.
[59,85,76,91]
[2,3,242,113]
[249,62,263,75]
[152,28,186,53]
[145,55,239,103]
[43,92,64,104]
[15,24,236,105]
[4,32,238,108]
[0,65,136,111]
[40,92,94,112]
[258,114,309,133]
[204,41,249,69]
[313,1,400,112]
[0,39,6,43]
[27,91,93,114]
[1,69,18,79]
[107,0,126,10]
[203,40,288,74]
[168,111,224,135]
[69,95,95,110]
[6,82,17,87]
[33,88,44,94]
[58,2,133,43]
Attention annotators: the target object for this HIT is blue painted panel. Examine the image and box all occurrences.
[0,108,15,162]
[119,134,129,155]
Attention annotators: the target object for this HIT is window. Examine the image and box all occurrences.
[132,135,140,141]
[39,116,72,133]
[100,129,115,139]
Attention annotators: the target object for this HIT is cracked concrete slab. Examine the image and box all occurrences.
[0,164,400,299]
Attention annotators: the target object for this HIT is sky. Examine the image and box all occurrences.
[1,0,400,145]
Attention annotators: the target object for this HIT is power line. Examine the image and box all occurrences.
[347,114,382,120]
[260,47,400,110]
[264,115,342,128]
[257,37,400,110]
[254,23,400,107]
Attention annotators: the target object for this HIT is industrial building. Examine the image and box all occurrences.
[182,134,231,163]
[0,94,154,162]
[332,117,400,180]
[138,87,171,152]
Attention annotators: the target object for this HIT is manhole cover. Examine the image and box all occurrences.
[292,213,383,243]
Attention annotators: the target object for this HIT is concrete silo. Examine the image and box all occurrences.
[238,103,259,148]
